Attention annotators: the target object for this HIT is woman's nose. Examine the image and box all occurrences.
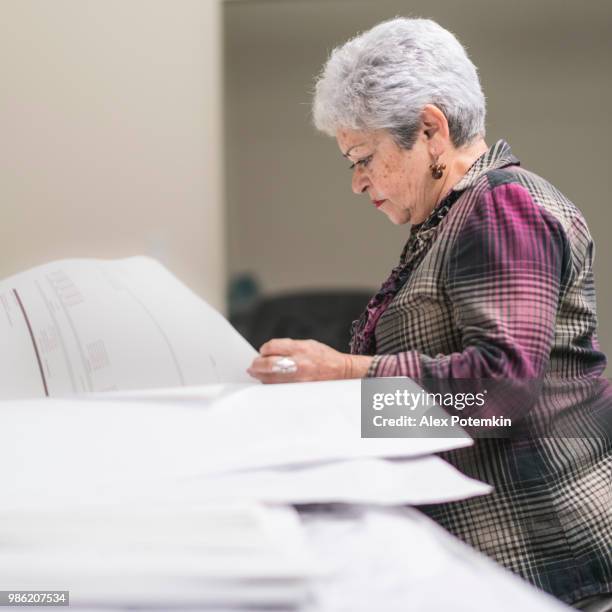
[351,168,369,195]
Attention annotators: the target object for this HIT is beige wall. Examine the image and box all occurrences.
[225,0,612,362]
[0,0,225,310]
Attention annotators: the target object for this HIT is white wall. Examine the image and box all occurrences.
[0,0,225,310]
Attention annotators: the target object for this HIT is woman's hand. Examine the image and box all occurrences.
[247,338,373,384]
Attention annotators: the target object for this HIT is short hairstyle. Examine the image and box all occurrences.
[313,17,486,149]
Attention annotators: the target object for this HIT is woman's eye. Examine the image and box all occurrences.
[349,155,373,170]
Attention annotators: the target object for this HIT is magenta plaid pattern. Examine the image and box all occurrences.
[353,140,612,605]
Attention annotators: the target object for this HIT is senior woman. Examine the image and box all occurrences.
[246,18,612,609]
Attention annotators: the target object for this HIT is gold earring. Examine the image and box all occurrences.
[429,159,446,180]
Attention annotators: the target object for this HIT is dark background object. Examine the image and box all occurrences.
[231,290,373,352]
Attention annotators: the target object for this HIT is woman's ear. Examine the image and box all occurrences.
[423,125,437,139]
[421,104,450,142]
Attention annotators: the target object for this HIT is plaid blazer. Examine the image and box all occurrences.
[361,140,612,605]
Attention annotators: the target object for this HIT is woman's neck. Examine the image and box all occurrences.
[435,138,489,205]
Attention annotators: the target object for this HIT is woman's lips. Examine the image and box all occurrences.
[373,199,386,208]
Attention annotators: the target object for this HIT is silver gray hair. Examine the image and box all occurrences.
[313,17,486,149]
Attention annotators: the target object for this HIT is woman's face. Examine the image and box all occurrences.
[336,128,436,225]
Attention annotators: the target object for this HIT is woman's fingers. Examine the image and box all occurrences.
[259,338,298,357]
[247,355,303,383]
[248,355,284,374]
[247,338,350,384]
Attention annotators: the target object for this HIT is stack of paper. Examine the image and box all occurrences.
[0,503,319,608]
[0,378,494,608]
[302,506,571,612]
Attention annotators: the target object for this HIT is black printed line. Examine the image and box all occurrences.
[13,289,49,397]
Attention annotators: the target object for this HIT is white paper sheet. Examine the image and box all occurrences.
[83,379,473,470]
[195,380,472,473]
[0,257,257,399]
[154,456,491,506]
